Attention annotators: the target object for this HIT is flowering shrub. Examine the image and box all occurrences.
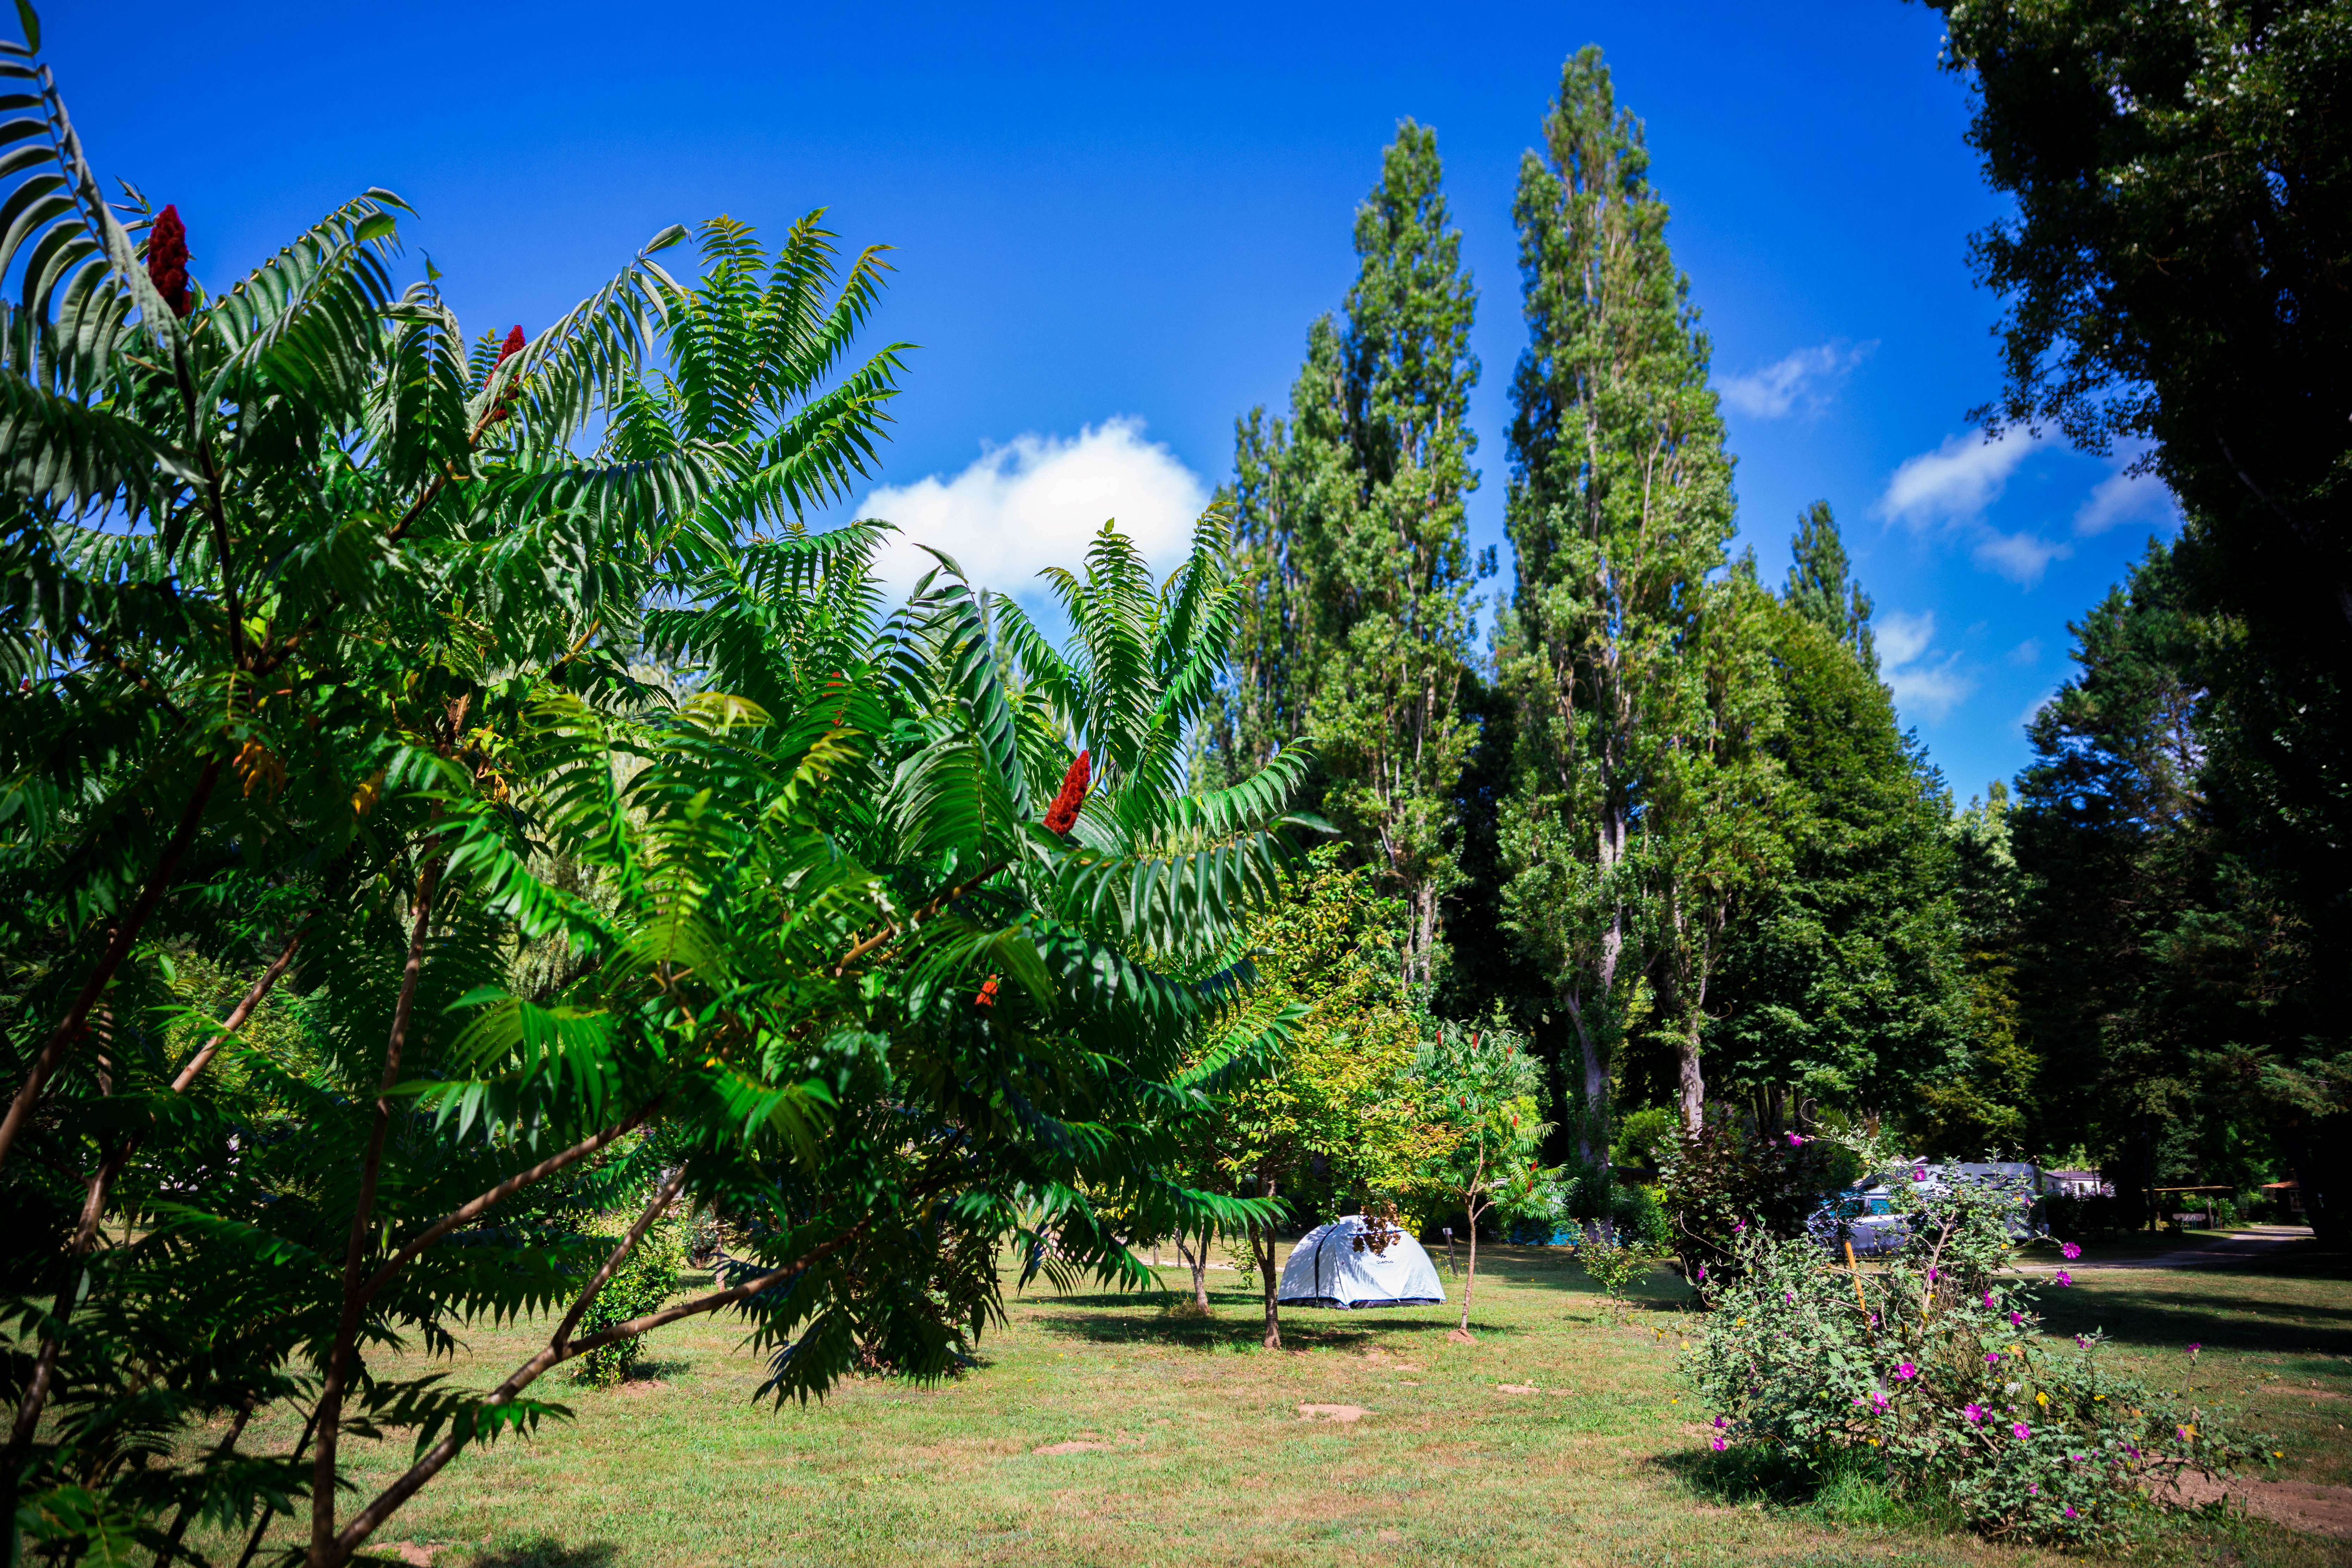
[1656,1115,1839,1288]
[1679,1150,2267,1546]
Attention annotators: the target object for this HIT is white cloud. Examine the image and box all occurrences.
[1877,428,2044,529]
[1971,528,2073,586]
[2074,459,2179,536]
[854,417,1211,604]
[1718,340,1876,419]
[2006,637,2042,667]
[1877,609,1976,722]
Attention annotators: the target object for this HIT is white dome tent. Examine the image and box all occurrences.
[1276,1215,1446,1310]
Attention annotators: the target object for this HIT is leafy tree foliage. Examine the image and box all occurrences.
[1218,122,1483,988]
[1933,0,2350,1231]
[1211,852,1441,1347]
[1708,510,1969,1131]
[1782,500,1876,673]
[2009,542,2334,1234]
[1412,1021,1547,1333]
[0,31,1315,1564]
[1494,46,1743,1153]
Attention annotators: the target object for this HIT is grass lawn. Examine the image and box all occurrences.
[201,1243,2352,1568]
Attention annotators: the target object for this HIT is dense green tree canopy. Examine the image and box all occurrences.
[1495,45,1742,1152]
[1219,122,1483,990]
[0,35,1319,1562]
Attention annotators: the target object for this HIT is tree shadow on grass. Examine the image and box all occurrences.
[1029,1311,1489,1351]
[469,1538,622,1568]
[2034,1281,2352,1357]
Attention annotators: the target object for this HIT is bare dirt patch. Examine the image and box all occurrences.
[1299,1404,1369,1423]
[1446,1328,1475,1345]
[611,1379,670,1398]
[1033,1441,1115,1455]
[2160,1470,2352,1541]
[1496,1383,1538,1395]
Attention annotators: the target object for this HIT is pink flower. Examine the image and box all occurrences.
[1927,1268,1939,1282]
[2186,1342,2201,1355]
[1695,1263,1707,1282]
[1786,1132,1805,1146]
[1711,1437,1726,1451]
[2009,1311,2024,1326]
[2064,1506,2078,1519]
[1713,1416,1727,1429]
[2013,1422,2031,1440]
[2061,1242,2082,1260]
[2055,1270,2073,1287]
[1910,1167,1926,1182]
[1732,1219,1746,1233]
[1894,1362,1917,1380]
[1964,1404,1986,1424]
[1984,1353,2001,1366]
[1984,1292,1996,1309]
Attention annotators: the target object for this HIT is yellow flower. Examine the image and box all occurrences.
[2037,1392,2049,1407]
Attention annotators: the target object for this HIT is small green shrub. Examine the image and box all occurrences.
[1614,1183,1671,1250]
[1575,1239,1658,1320]
[1679,1148,2268,1547]
[570,1217,685,1388]
[1612,1106,1679,1169]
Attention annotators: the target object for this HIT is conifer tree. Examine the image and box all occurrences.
[1782,500,1877,673]
[1495,47,1738,1153]
[1219,123,1482,987]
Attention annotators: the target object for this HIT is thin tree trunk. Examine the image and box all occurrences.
[1456,1146,1490,1334]
[0,753,224,1170]
[156,1398,253,1565]
[1255,1172,1281,1349]
[0,931,301,1523]
[309,852,442,1567]
[1559,988,1610,1174]
[1676,1019,1705,1132]
[0,1137,124,1530]
[1174,1233,1211,1310]
[235,1400,323,1568]
[319,1203,908,1566]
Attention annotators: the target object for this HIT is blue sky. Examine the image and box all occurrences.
[52,0,2178,802]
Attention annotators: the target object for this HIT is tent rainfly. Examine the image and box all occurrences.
[1276,1215,1446,1310]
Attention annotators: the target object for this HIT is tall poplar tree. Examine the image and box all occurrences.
[1495,46,1740,1156]
[1219,122,1482,986]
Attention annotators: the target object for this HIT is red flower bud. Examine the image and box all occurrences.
[146,204,193,319]
[975,973,1001,1008]
[1042,749,1090,834]
[488,325,525,423]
